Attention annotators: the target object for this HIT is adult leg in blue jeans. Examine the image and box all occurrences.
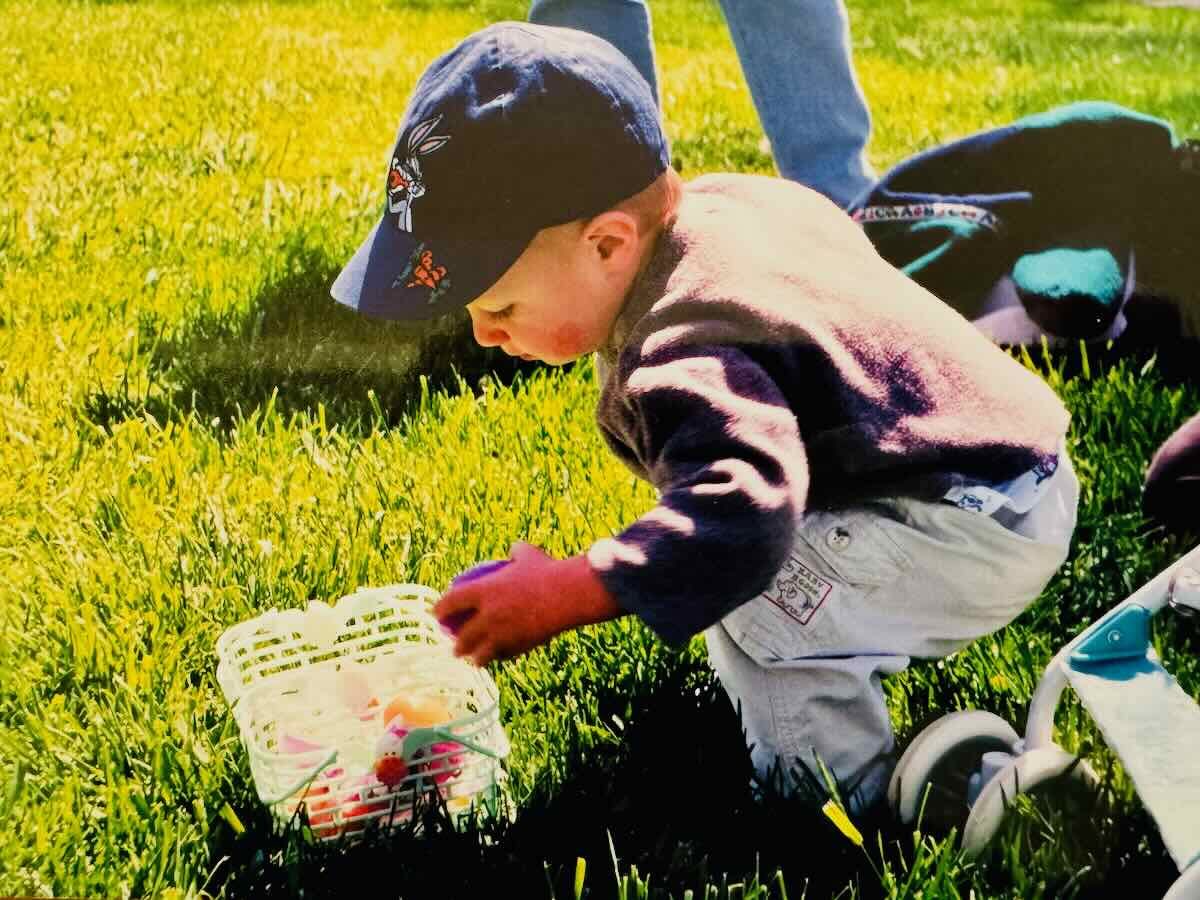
[717,0,875,208]
[528,0,661,104]
[528,0,875,208]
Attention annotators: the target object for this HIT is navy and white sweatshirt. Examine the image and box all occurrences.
[585,173,1069,647]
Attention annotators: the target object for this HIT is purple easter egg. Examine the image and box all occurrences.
[439,559,512,635]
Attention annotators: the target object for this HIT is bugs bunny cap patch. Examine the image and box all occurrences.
[332,21,671,321]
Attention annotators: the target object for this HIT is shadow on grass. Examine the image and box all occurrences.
[204,662,894,899]
[199,654,1182,900]
[81,235,544,435]
[79,221,1200,441]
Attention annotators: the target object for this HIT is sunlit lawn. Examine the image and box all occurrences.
[1,0,1199,896]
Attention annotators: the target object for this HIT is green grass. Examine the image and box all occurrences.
[2,0,1199,896]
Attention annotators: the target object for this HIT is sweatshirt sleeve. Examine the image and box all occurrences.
[587,343,809,646]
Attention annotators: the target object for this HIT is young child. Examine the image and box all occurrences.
[332,22,1079,815]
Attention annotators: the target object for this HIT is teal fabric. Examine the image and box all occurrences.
[1018,101,1171,135]
[848,101,1191,338]
[1012,248,1124,306]
[1011,247,1125,338]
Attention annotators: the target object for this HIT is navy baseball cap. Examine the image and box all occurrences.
[332,22,671,322]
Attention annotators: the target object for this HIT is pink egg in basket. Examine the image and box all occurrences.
[279,733,325,755]
[414,740,465,786]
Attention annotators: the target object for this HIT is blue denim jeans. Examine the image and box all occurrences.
[528,0,875,208]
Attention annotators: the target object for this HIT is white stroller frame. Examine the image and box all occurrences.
[889,543,1200,900]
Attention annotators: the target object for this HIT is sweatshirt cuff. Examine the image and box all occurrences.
[585,538,709,648]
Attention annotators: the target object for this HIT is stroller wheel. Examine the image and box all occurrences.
[888,710,1020,832]
[961,743,1099,858]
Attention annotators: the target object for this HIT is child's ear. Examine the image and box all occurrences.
[585,211,640,264]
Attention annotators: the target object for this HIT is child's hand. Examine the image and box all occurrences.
[434,542,623,666]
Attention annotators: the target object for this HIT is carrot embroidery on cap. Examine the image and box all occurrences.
[394,243,452,305]
[407,249,446,290]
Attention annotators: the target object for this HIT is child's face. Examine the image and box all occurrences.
[465,214,644,366]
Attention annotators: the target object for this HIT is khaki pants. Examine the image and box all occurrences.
[705,449,1080,810]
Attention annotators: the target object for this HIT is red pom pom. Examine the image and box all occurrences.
[373,754,410,789]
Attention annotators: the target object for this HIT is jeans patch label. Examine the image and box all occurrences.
[766,554,833,625]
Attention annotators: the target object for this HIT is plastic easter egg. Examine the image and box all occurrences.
[279,733,325,754]
[307,794,337,815]
[415,741,465,786]
[342,799,391,834]
[452,559,512,587]
[440,560,513,635]
[300,785,340,834]
[382,694,452,730]
[307,811,338,835]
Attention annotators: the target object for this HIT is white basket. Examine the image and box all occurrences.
[215,584,510,841]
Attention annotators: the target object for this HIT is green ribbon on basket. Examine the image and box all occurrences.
[261,748,340,807]
[399,725,497,762]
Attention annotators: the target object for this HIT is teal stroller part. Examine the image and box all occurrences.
[889,544,1200,900]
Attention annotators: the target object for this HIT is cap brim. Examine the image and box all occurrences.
[331,215,537,322]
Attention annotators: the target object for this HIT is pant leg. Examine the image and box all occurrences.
[715,0,875,208]
[705,501,915,811]
[706,450,1079,810]
[706,623,906,811]
[529,0,660,104]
